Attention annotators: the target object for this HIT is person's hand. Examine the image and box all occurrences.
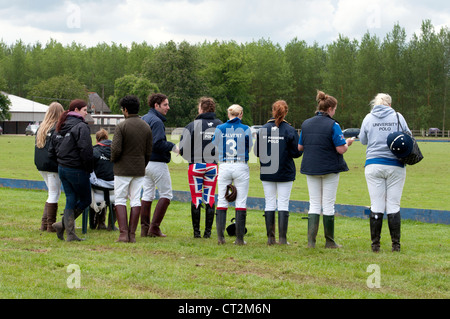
[346,137,355,146]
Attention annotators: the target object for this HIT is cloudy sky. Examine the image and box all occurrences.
[0,0,448,48]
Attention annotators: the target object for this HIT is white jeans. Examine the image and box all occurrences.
[114,175,144,207]
[365,164,406,215]
[306,173,340,216]
[142,161,173,201]
[217,163,250,209]
[39,171,61,203]
[262,181,293,211]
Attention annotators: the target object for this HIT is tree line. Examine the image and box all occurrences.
[0,20,448,131]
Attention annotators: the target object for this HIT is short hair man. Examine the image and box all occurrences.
[111,95,153,243]
[140,93,179,237]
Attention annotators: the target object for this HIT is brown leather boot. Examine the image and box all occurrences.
[148,198,170,237]
[46,203,58,232]
[128,206,141,243]
[40,204,48,231]
[115,205,129,242]
[140,200,152,237]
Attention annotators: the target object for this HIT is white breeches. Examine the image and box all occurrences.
[217,163,250,209]
[261,181,294,211]
[306,173,340,216]
[39,171,61,204]
[365,164,406,215]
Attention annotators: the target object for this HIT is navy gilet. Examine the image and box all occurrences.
[300,113,349,175]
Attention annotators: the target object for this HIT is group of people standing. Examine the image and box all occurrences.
[34,90,411,252]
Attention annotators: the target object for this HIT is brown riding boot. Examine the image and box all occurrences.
[46,203,58,232]
[148,198,170,237]
[140,200,152,237]
[40,204,48,231]
[128,206,141,243]
[115,205,129,242]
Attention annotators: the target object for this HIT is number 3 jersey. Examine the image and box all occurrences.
[212,117,253,163]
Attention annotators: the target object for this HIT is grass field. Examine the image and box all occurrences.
[0,135,449,300]
[1,134,450,210]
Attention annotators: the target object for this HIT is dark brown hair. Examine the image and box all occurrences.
[272,100,288,127]
[56,99,87,132]
[148,93,168,109]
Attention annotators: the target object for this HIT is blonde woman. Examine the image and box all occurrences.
[359,93,411,252]
[212,104,253,245]
[34,102,65,232]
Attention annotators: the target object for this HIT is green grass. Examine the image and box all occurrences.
[0,188,448,299]
[0,135,449,299]
[2,134,449,210]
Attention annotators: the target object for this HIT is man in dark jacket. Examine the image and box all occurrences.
[111,95,153,243]
[140,93,179,238]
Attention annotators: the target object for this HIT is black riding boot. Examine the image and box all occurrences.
[278,211,290,245]
[234,209,247,245]
[216,209,227,245]
[191,203,201,238]
[264,211,276,245]
[370,211,384,252]
[388,212,401,252]
[204,204,215,238]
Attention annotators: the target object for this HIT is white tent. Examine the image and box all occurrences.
[1,92,49,122]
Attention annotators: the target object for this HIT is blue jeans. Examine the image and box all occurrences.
[59,166,92,211]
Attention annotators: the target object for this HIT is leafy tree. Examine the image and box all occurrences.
[108,74,159,115]
[323,35,359,128]
[27,75,88,108]
[0,91,11,121]
[198,41,254,123]
[143,40,206,126]
[246,39,293,125]
[354,32,383,125]
[285,39,326,128]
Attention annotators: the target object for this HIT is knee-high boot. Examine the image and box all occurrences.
[204,204,215,238]
[370,211,384,252]
[278,211,289,245]
[307,214,320,248]
[388,212,401,252]
[40,204,48,231]
[264,211,276,245]
[323,215,341,248]
[115,205,129,242]
[191,203,201,238]
[149,198,170,237]
[46,203,58,232]
[140,200,152,237]
[65,209,83,242]
[128,206,141,243]
[216,208,227,245]
[234,209,247,245]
